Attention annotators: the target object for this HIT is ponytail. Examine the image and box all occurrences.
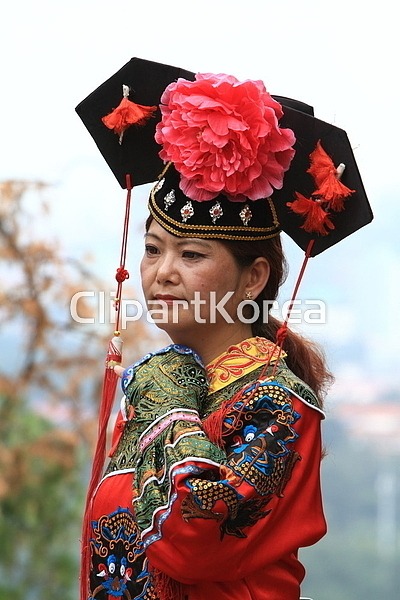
[254,314,333,402]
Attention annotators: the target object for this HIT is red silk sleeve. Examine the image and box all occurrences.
[138,381,326,584]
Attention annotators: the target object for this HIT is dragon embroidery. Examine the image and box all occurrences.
[181,382,301,538]
[89,508,150,600]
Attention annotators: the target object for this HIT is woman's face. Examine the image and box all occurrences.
[140,220,253,345]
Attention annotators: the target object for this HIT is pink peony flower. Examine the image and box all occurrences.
[155,73,296,202]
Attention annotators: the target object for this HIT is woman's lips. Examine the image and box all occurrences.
[154,294,184,306]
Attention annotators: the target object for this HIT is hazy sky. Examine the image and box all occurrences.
[2,0,399,386]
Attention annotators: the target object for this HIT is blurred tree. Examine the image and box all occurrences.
[301,417,400,600]
[0,394,82,600]
[0,180,162,599]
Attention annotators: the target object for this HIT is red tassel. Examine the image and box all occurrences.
[80,174,132,599]
[319,191,346,212]
[308,140,355,209]
[287,192,335,235]
[202,405,228,448]
[203,382,261,448]
[102,85,157,143]
[203,392,245,448]
[307,140,338,185]
[80,335,122,600]
[313,178,354,211]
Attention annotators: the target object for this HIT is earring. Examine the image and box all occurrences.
[245,291,253,300]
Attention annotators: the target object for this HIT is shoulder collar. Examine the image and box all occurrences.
[206,337,285,394]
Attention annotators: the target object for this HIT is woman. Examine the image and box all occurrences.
[77,60,369,600]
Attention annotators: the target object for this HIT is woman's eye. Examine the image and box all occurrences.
[145,244,159,256]
[182,251,203,259]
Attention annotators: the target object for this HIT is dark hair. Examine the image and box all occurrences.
[219,235,333,403]
[145,215,332,403]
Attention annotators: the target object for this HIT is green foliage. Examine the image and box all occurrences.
[0,394,85,600]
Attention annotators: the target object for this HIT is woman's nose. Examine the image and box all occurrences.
[155,254,179,284]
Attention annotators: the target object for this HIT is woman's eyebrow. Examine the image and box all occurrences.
[175,239,213,250]
[143,232,161,240]
[144,232,213,250]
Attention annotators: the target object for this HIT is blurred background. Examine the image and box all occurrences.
[1,1,399,598]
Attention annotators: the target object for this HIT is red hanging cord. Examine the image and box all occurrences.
[260,239,315,380]
[114,175,132,333]
[80,174,133,600]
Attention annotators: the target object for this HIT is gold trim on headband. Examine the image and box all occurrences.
[150,187,280,233]
[148,203,281,240]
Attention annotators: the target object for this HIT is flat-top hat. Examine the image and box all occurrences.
[76,57,373,256]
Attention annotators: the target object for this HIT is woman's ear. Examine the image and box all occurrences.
[244,257,270,300]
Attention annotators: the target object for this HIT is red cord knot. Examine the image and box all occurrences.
[276,325,288,346]
[116,266,130,283]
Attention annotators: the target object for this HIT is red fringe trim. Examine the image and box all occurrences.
[150,566,185,600]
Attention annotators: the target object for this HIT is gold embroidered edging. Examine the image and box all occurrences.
[206,337,286,393]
